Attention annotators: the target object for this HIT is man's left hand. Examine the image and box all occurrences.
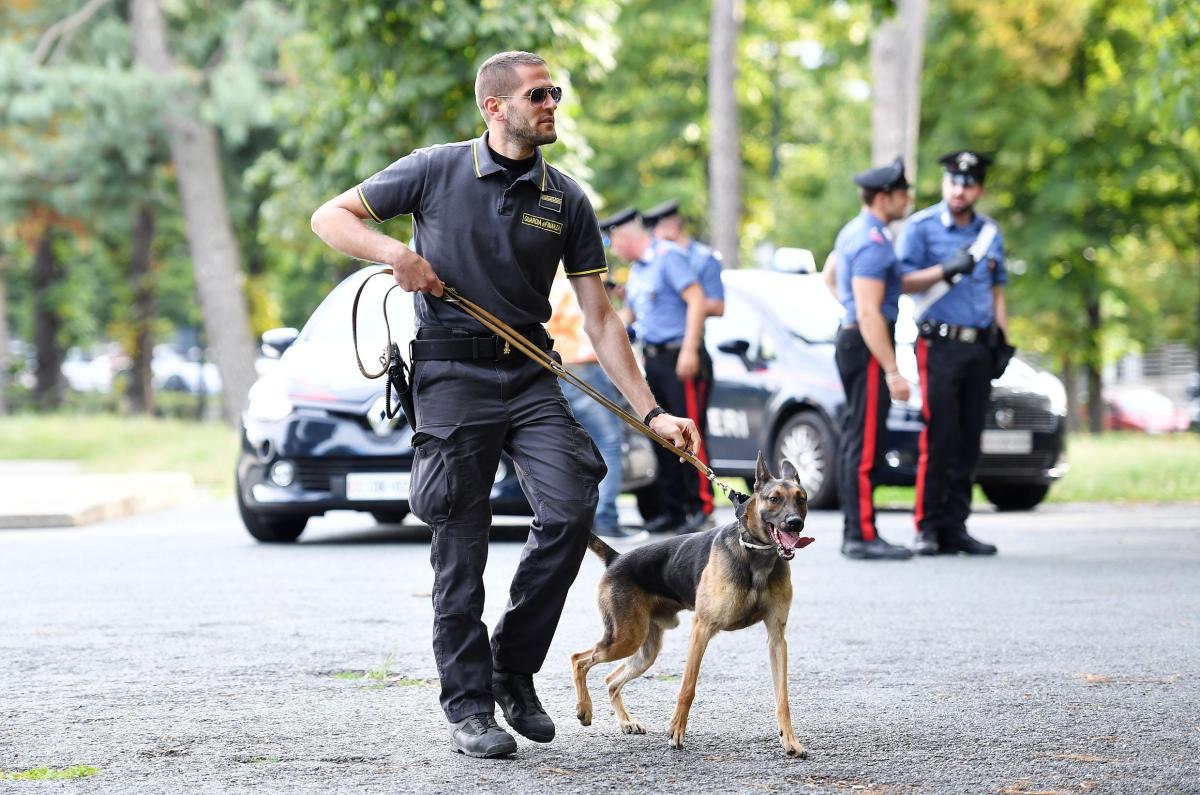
[649,413,699,459]
[676,347,700,380]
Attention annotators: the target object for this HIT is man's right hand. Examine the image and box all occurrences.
[941,246,975,282]
[392,248,443,296]
[649,413,699,459]
[885,371,910,402]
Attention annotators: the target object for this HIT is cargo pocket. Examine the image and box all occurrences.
[408,426,456,526]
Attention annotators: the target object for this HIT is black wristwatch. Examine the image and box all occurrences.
[643,406,667,426]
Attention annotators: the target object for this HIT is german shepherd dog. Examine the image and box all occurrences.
[572,453,814,756]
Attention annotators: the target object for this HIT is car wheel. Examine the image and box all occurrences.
[772,412,838,509]
[237,487,307,542]
[980,482,1050,512]
[371,510,409,525]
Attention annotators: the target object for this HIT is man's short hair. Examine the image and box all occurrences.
[859,186,883,206]
[475,51,547,112]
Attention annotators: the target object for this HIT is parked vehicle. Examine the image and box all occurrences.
[1103,386,1190,434]
[702,270,1068,511]
[236,267,656,543]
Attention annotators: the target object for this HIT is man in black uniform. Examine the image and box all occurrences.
[899,150,1007,556]
[831,158,915,560]
[311,51,698,759]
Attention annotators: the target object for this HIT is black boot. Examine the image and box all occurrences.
[493,672,555,742]
[841,535,914,560]
[913,528,940,556]
[939,529,997,556]
[449,712,518,758]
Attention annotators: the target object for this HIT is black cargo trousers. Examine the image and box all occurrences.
[914,334,993,539]
[407,332,606,724]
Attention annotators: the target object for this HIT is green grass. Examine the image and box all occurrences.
[874,432,1200,507]
[0,413,237,496]
[0,766,99,781]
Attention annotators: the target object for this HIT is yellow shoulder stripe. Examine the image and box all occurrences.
[567,266,608,277]
[357,186,383,223]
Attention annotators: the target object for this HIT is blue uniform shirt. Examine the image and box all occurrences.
[626,239,698,344]
[834,210,902,323]
[687,240,725,301]
[898,201,1007,327]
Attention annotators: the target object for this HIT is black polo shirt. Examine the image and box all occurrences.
[357,132,607,332]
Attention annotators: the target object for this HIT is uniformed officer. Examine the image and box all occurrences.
[310,50,698,759]
[833,157,915,560]
[641,198,726,318]
[603,208,711,536]
[898,150,1007,556]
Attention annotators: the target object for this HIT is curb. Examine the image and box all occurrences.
[0,469,196,529]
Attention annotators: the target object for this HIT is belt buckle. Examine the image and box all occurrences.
[961,327,977,343]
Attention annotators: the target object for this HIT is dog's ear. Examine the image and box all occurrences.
[755,451,774,490]
[780,458,800,483]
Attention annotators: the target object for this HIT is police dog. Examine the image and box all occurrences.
[571,453,813,756]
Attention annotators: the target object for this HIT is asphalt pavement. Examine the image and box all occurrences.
[1,499,1197,794]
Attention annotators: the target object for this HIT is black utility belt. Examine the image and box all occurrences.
[642,339,683,357]
[918,321,988,344]
[411,326,552,362]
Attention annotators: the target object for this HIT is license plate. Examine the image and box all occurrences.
[981,430,1032,455]
[346,472,410,501]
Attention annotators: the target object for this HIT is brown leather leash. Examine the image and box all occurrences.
[350,266,747,505]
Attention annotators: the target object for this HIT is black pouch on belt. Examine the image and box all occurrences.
[988,325,1017,379]
[385,342,417,427]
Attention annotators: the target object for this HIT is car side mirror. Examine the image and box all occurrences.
[717,339,751,357]
[261,327,300,359]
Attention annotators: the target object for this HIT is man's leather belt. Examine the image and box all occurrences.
[412,326,551,361]
[919,321,987,344]
[642,339,683,357]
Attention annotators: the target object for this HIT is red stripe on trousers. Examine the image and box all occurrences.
[858,359,880,541]
[914,337,930,533]
[684,377,714,515]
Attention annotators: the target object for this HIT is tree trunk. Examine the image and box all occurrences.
[707,0,742,269]
[0,246,9,415]
[128,204,156,415]
[130,0,257,426]
[1085,298,1104,433]
[32,229,65,411]
[1060,355,1078,433]
[870,0,928,179]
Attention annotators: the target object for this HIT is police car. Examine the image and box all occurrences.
[236,267,657,543]
[704,269,1068,511]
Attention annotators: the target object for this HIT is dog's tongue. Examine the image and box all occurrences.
[776,527,816,552]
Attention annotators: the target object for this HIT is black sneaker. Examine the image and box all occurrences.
[676,511,715,535]
[449,712,517,758]
[493,672,555,743]
[594,525,650,544]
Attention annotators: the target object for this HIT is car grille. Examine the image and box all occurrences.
[976,451,1055,475]
[986,394,1059,433]
[295,456,413,491]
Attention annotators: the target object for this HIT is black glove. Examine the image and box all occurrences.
[941,246,975,282]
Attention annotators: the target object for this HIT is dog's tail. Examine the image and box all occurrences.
[587,533,619,566]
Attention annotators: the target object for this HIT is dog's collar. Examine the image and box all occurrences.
[739,530,774,553]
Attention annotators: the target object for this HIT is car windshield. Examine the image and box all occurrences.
[750,275,843,344]
[300,268,416,351]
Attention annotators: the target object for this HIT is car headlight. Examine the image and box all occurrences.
[246,379,294,422]
[1040,372,1068,417]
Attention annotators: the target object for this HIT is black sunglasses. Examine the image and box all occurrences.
[497,85,563,105]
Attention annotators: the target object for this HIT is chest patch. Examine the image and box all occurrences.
[538,189,564,213]
[522,213,563,235]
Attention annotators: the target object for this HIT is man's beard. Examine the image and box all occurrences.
[506,109,556,147]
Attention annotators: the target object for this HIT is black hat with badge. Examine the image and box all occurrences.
[597,207,639,233]
[853,156,909,192]
[938,150,993,186]
[640,198,681,228]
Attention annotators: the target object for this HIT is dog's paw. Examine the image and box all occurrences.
[781,737,807,758]
[667,720,686,749]
[619,720,646,735]
[576,703,593,726]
